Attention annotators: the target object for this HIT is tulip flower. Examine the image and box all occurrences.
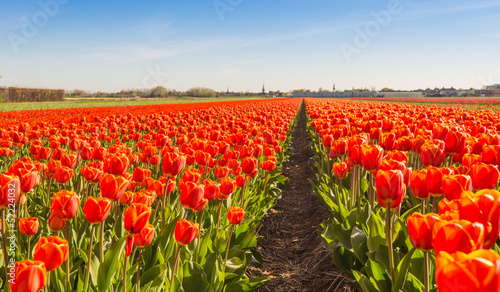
[162,152,186,177]
[438,199,460,220]
[420,144,444,167]
[124,203,151,235]
[9,260,47,292]
[380,132,398,151]
[174,219,199,246]
[133,224,155,248]
[260,159,276,172]
[407,212,440,292]
[83,197,112,224]
[332,162,349,179]
[482,145,500,166]
[470,163,499,190]
[48,213,66,231]
[51,190,80,220]
[426,167,453,197]
[348,144,362,166]
[219,177,236,199]
[103,155,129,176]
[445,131,467,154]
[180,181,204,210]
[228,206,245,225]
[432,124,449,142]
[132,167,151,183]
[80,145,94,161]
[460,190,500,249]
[375,169,405,280]
[33,236,69,271]
[436,250,500,292]
[462,154,482,168]
[81,166,103,183]
[375,169,405,207]
[360,145,384,172]
[441,174,472,200]
[182,168,201,183]
[100,173,130,201]
[410,169,429,200]
[407,213,440,251]
[432,219,485,254]
[18,169,39,194]
[202,179,220,201]
[19,217,39,236]
[54,166,73,184]
[61,153,78,169]
[0,174,20,209]
[241,157,258,176]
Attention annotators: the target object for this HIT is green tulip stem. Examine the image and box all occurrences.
[195,209,204,263]
[83,224,95,292]
[170,245,182,292]
[424,251,430,292]
[223,225,235,274]
[65,222,71,292]
[137,249,142,292]
[123,256,128,292]
[215,199,223,240]
[161,176,170,230]
[239,175,248,209]
[386,207,394,281]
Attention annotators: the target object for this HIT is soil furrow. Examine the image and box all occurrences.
[248,102,355,292]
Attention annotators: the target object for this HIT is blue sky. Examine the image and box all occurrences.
[0,0,499,93]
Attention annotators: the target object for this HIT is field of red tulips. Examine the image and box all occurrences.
[306,98,500,292]
[3,96,500,292]
[0,98,301,292]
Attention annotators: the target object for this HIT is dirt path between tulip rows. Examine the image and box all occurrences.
[248,103,355,292]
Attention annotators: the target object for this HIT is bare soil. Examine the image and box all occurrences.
[248,104,356,292]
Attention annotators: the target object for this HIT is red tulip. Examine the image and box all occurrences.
[133,224,155,248]
[33,236,69,271]
[332,162,349,179]
[227,206,245,225]
[124,203,151,235]
[162,152,186,177]
[409,169,429,199]
[360,145,384,172]
[470,163,499,190]
[375,169,405,209]
[442,175,472,200]
[83,197,112,224]
[420,144,444,167]
[100,174,130,201]
[174,219,199,245]
[436,250,500,292]
[407,212,440,251]
[432,219,485,254]
[180,181,204,210]
[460,190,500,249]
[51,190,80,220]
[19,217,39,236]
[9,260,47,292]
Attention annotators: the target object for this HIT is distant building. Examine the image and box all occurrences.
[438,88,458,96]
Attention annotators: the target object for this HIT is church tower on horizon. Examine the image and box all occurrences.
[262,84,265,94]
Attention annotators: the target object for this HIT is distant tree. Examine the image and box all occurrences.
[380,87,395,92]
[150,86,168,97]
[186,87,216,97]
[293,89,306,93]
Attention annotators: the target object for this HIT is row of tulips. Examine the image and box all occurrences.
[305,98,500,292]
[0,99,300,291]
